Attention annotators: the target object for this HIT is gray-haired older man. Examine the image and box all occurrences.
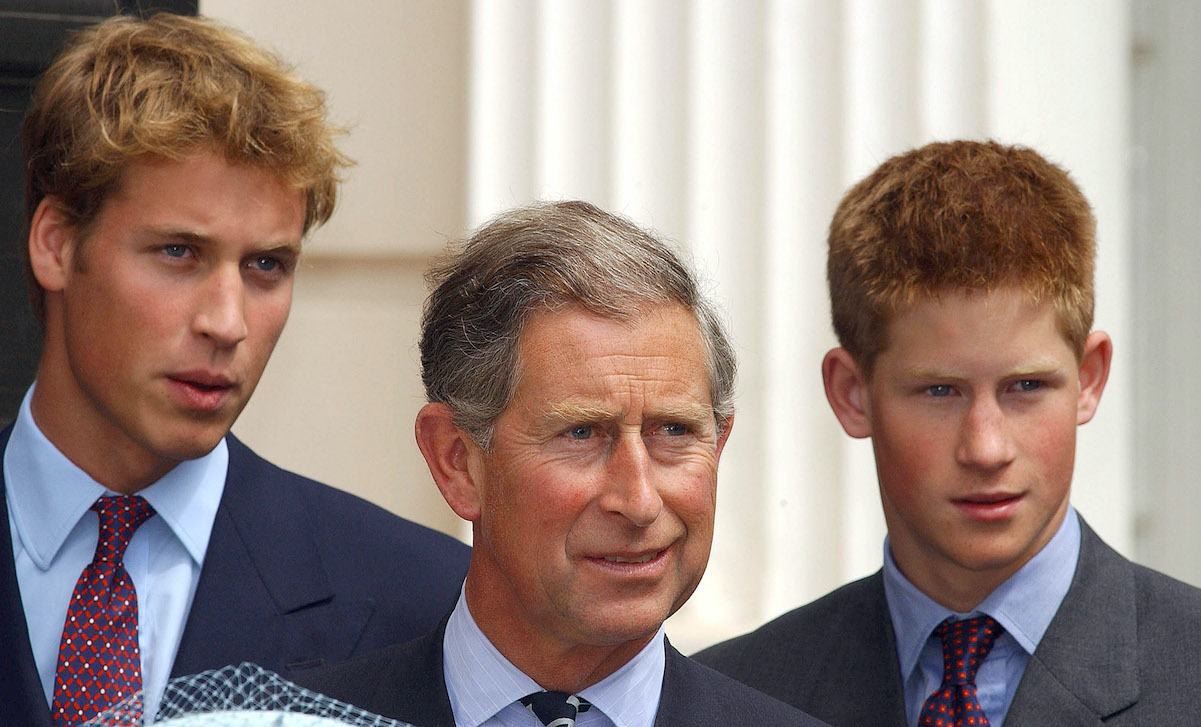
[304,201,825,726]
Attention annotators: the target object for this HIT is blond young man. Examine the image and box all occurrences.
[2,14,466,727]
[696,140,1201,726]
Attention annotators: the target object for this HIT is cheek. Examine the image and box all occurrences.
[663,469,718,538]
[871,417,944,507]
[1025,414,1078,494]
[249,291,293,338]
[486,463,592,547]
[241,295,294,371]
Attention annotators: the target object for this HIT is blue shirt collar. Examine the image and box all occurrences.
[883,506,1081,681]
[4,384,227,570]
[443,587,665,727]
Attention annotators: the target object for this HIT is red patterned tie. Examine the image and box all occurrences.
[51,496,155,727]
[919,616,1003,727]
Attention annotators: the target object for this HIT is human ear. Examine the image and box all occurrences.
[415,403,485,521]
[27,197,77,293]
[822,348,872,439]
[1076,330,1113,425]
[714,415,735,460]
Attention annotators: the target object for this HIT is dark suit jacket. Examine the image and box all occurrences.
[301,616,828,726]
[694,520,1201,725]
[0,426,471,727]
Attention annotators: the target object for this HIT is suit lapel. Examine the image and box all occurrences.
[301,615,456,727]
[172,435,348,677]
[0,424,53,727]
[1005,520,1138,726]
[371,618,456,727]
[654,642,691,726]
[806,573,907,725]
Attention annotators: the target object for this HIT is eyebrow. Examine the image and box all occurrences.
[901,359,1066,380]
[137,225,303,255]
[543,401,714,427]
[544,402,615,425]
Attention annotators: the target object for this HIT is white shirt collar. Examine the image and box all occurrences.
[442,587,665,727]
[4,383,226,570]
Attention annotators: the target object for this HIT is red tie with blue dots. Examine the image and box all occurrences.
[919,615,1003,727]
[51,495,155,727]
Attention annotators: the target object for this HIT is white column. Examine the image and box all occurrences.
[470,0,538,224]
[760,0,847,618]
[843,0,921,181]
[535,0,613,202]
[611,0,689,238]
[921,0,987,140]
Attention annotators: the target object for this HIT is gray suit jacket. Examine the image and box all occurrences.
[694,520,1201,725]
[300,616,829,726]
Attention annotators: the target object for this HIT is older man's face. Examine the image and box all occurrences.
[466,304,730,654]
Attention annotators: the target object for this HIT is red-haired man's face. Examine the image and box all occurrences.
[823,287,1111,610]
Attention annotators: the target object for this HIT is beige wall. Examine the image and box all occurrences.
[201,0,471,539]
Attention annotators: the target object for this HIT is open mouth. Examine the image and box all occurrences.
[602,553,659,564]
[167,374,236,411]
[183,381,225,392]
[588,546,671,571]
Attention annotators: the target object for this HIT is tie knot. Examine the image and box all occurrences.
[935,615,1003,686]
[520,691,592,727]
[91,496,155,564]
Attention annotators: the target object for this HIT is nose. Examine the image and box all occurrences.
[956,395,1016,470]
[599,433,664,527]
[193,267,248,347]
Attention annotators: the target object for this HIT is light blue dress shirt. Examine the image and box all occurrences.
[443,588,665,727]
[4,385,227,722]
[883,506,1081,727]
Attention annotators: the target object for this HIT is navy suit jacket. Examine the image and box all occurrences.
[694,520,1201,725]
[0,426,470,727]
[299,616,828,726]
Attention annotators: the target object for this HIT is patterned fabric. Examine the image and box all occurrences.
[52,496,155,727]
[919,616,1003,727]
[520,691,593,727]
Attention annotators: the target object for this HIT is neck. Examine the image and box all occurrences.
[463,571,656,693]
[31,354,174,494]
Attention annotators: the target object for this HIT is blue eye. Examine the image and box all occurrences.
[567,426,592,440]
[1015,379,1042,392]
[251,256,282,272]
[163,244,188,258]
[927,384,953,397]
[662,422,688,436]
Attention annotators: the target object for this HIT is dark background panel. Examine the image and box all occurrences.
[0,0,198,427]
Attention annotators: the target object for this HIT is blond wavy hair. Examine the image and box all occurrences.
[21,12,351,319]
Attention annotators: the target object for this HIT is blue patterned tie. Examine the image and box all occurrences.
[918,616,1003,726]
[520,691,592,727]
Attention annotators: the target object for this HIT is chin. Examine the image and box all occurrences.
[149,429,229,462]
[952,541,1035,574]
[582,601,674,644]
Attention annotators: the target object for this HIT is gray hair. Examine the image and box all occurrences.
[419,200,736,449]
